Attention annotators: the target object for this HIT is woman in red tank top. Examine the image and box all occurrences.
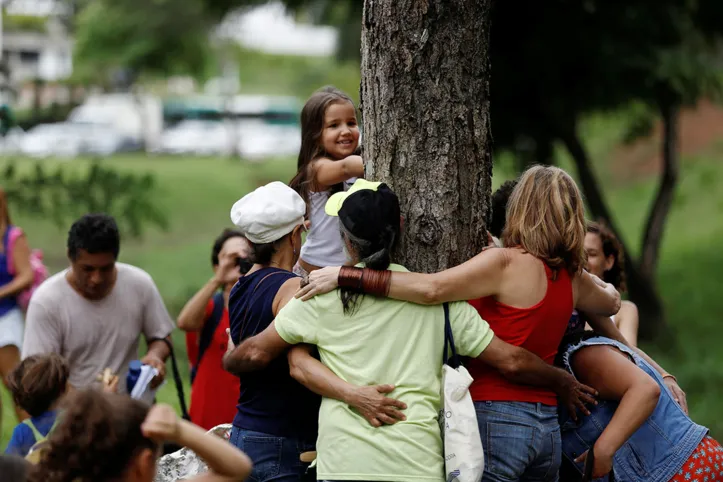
[299,166,622,482]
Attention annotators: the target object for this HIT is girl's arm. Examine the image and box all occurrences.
[142,404,252,481]
[572,345,661,479]
[0,233,34,299]
[615,301,639,347]
[287,345,407,427]
[573,270,621,316]
[177,277,221,332]
[584,311,687,413]
[297,248,509,304]
[313,155,364,188]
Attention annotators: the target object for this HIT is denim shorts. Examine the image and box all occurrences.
[475,401,561,482]
[229,427,315,482]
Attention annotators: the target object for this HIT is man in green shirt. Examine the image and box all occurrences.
[226,180,595,482]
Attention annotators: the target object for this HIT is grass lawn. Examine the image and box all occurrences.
[2,145,722,446]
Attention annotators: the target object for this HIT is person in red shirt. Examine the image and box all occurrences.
[178,229,251,430]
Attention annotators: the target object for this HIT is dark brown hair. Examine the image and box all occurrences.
[0,454,29,482]
[8,354,69,417]
[289,86,356,204]
[28,390,156,482]
[587,220,627,292]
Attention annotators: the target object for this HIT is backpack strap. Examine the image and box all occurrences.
[442,302,460,369]
[23,419,45,443]
[191,291,226,384]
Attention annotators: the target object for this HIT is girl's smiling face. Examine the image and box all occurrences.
[320,101,360,159]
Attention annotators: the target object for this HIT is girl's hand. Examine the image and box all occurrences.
[664,376,688,414]
[296,266,341,301]
[141,404,181,443]
[576,447,614,479]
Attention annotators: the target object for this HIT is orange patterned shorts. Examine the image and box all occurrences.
[670,436,723,482]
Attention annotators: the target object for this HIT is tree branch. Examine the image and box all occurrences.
[639,102,680,281]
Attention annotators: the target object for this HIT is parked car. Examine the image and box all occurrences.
[154,120,234,156]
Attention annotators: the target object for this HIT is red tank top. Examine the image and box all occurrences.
[467,262,573,405]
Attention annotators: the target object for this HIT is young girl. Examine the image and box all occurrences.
[584,221,639,345]
[5,354,70,457]
[27,389,252,482]
[289,86,363,277]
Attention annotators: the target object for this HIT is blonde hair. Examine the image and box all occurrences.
[502,165,586,275]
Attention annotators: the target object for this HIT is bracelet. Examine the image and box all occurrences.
[361,268,392,297]
[662,373,677,382]
[338,266,363,290]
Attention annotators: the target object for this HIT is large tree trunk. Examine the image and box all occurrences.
[360,0,494,272]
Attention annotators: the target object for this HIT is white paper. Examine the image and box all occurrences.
[130,365,161,404]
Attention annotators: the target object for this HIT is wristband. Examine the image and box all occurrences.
[361,268,392,297]
[338,266,363,290]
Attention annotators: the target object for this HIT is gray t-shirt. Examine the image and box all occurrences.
[22,263,174,393]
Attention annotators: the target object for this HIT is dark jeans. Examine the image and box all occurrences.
[475,401,561,482]
[229,427,315,482]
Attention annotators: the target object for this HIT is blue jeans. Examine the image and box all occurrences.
[229,427,315,482]
[475,401,561,482]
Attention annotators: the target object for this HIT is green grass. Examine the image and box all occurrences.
[2,140,723,446]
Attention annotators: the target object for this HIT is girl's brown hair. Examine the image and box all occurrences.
[587,220,627,291]
[0,187,12,229]
[7,354,69,417]
[502,165,587,276]
[289,86,356,203]
[28,390,156,482]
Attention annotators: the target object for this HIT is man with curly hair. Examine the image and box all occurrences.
[22,214,174,393]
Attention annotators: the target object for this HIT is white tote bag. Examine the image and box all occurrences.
[440,303,485,482]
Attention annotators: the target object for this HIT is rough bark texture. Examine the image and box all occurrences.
[360,0,493,272]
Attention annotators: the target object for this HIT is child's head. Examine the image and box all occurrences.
[28,390,158,482]
[503,165,587,275]
[290,86,359,202]
[8,354,69,417]
[489,179,518,239]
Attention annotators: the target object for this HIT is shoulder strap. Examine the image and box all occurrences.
[149,337,190,420]
[23,419,45,442]
[442,302,460,368]
[195,291,226,373]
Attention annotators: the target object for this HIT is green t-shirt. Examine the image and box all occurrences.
[274,264,494,482]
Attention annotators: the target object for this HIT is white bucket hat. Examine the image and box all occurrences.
[230,182,306,244]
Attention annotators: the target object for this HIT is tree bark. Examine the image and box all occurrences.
[639,102,680,281]
[360,0,494,272]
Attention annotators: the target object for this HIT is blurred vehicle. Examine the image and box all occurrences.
[69,94,163,150]
[237,121,300,161]
[18,122,141,158]
[0,127,26,156]
[154,120,233,156]
[19,123,83,159]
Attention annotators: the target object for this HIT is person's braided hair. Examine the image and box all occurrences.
[28,390,156,482]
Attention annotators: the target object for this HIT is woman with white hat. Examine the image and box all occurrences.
[222,181,405,482]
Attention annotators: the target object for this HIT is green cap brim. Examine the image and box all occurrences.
[324,179,383,216]
[325,191,349,216]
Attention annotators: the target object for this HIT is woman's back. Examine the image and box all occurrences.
[273,263,495,482]
[228,267,320,441]
[468,249,573,404]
